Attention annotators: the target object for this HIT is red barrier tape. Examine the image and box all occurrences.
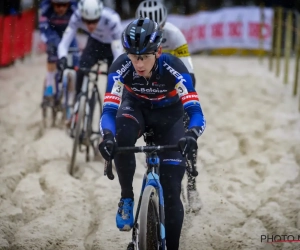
[0,15,14,66]
[0,9,35,67]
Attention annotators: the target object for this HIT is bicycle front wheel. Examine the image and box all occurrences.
[69,95,86,176]
[139,185,161,250]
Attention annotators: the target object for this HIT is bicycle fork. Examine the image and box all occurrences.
[128,156,166,250]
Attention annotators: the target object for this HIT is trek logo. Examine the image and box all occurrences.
[132,87,167,94]
[116,60,131,76]
[163,62,186,83]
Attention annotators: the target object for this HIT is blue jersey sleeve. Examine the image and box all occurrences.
[99,54,128,137]
[162,54,206,137]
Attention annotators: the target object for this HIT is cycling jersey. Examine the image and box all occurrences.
[161,22,194,73]
[100,53,206,137]
[58,7,123,60]
[39,0,77,44]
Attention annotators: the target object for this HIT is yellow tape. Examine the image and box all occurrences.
[163,44,190,57]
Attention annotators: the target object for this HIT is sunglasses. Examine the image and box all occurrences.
[127,52,155,62]
[82,17,100,25]
[53,3,69,8]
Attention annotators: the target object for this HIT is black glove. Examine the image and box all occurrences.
[178,130,198,158]
[98,132,117,161]
[57,57,67,71]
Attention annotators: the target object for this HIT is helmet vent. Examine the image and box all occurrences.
[137,18,144,27]
[135,33,141,49]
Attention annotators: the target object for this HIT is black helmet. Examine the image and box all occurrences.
[122,17,163,54]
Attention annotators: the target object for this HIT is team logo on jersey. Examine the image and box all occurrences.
[163,61,186,83]
[132,87,167,94]
[122,106,134,111]
[133,71,140,79]
[152,81,165,87]
[117,60,131,76]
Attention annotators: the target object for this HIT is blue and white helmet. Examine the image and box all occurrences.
[122,17,163,54]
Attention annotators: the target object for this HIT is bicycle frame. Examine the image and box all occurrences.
[70,62,105,137]
[104,134,198,249]
[79,65,102,139]
[132,151,166,250]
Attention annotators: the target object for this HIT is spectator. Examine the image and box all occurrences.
[0,0,21,15]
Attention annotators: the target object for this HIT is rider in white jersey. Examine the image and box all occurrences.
[58,6,123,60]
[57,0,123,98]
[136,0,195,86]
[136,0,201,212]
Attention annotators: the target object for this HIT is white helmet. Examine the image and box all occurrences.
[78,0,103,20]
[136,0,168,27]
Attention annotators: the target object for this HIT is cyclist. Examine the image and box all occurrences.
[57,0,123,106]
[39,0,78,104]
[136,0,201,211]
[98,18,206,250]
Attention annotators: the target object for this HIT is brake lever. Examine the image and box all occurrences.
[104,160,114,180]
[185,154,198,177]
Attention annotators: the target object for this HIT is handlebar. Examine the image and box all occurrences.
[104,144,198,180]
[63,66,108,75]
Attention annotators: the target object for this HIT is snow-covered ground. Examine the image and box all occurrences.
[0,55,299,250]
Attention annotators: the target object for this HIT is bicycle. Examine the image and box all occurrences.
[69,61,107,176]
[104,129,198,250]
[41,47,79,128]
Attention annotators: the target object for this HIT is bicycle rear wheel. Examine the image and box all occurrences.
[69,95,86,176]
[139,185,160,250]
[87,88,103,161]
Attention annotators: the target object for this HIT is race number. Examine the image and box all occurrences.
[175,81,188,98]
[111,75,124,96]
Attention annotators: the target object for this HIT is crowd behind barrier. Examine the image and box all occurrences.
[0,7,35,67]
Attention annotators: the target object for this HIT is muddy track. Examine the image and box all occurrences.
[0,55,299,250]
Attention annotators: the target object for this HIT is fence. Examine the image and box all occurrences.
[265,7,300,112]
[0,8,35,67]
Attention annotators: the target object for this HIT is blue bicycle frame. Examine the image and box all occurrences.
[139,152,166,249]
[104,134,198,250]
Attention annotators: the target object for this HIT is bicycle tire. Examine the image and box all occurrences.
[69,95,86,176]
[87,88,103,161]
[85,92,94,162]
[139,185,160,250]
[62,69,76,125]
